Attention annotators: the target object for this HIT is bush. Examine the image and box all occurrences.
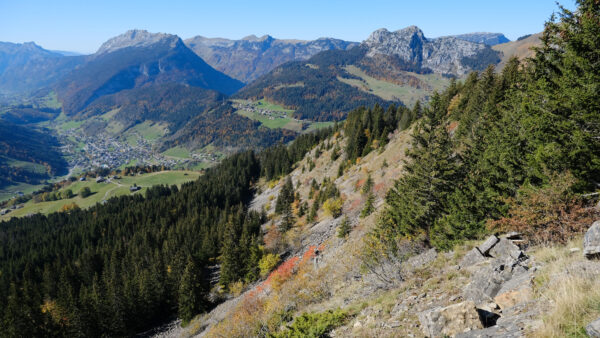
[80,187,92,198]
[272,309,347,338]
[259,253,281,277]
[322,198,343,218]
[488,172,599,245]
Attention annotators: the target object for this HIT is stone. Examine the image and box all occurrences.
[479,236,500,254]
[460,248,487,268]
[503,232,522,240]
[478,235,500,255]
[584,221,600,259]
[493,268,533,309]
[586,317,600,337]
[418,301,483,337]
[489,238,523,260]
[407,248,438,269]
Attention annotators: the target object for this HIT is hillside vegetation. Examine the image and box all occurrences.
[0,122,67,189]
[0,1,598,337]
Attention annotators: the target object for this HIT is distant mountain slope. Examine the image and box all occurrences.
[236,26,502,121]
[234,47,392,121]
[493,33,542,70]
[448,32,510,46]
[0,42,83,95]
[55,30,244,115]
[185,35,358,83]
[75,83,295,152]
[0,121,67,189]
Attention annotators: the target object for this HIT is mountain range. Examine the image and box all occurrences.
[184,34,358,83]
[0,26,540,189]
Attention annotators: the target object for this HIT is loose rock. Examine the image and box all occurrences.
[586,317,600,337]
[478,235,499,255]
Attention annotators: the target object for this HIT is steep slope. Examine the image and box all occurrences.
[55,30,244,115]
[448,32,510,45]
[493,32,542,70]
[235,26,501,121]
[0,42,83,95]
[185,35,358,83]
[0,121,67,189]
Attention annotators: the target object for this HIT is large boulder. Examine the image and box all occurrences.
[493,269,534,309]
[418,300,483,337]
[460,248,487,269]
[489,238,523,260]
[584,221,600,259]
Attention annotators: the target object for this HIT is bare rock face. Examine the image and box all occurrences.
[584,220,600,259]
[418,300,484,337]
[362,26,500,75]
[96,29,180,55]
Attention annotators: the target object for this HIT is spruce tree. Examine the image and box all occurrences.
[178,257,204,323]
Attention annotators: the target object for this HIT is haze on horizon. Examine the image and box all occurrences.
[0,0,576,54]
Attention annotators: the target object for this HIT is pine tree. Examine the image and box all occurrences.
[361,192,375,218]
[337,216,351,238]
[379,95,460,245]
[219,219,240,287]
[178,257,204,323]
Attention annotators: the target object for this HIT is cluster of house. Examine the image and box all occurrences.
[1,204,23,216]
[232,101,293,121]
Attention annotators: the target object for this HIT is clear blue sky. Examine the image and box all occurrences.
[0,0,575,54]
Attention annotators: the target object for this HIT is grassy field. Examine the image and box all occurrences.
[162,146,191,159]
[128,121,168,141]
[340,65,451,107]
[0,183,45,202]
[234,99,334,133]
[0,170,201,220]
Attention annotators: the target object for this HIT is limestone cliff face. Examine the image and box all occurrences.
[96,29,181,55]
[363,26,499,75]
[185,35,358,83]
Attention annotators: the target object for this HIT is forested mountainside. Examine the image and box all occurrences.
[0,128,336,336]
[0,122,68,189]
[1,1,599,337]
[55,30,244,115]
[185,34,358,83]
[0,42,84,95]
[234,25,502,122]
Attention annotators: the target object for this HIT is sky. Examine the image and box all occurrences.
[0,0,576,54]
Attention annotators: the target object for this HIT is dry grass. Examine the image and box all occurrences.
[532,237,600,337]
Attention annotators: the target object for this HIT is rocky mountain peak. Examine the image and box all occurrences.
[362,25,494,75]
[96,29,181,55]
[446,32,510,46]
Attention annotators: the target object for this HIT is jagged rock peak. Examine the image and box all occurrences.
[96,29,181,54]
[365,26,427,46]
[241,34,273,42]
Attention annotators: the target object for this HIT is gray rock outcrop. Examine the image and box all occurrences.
[363,26,500,75]
[584,220,600,259]
[418,300,483,337]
